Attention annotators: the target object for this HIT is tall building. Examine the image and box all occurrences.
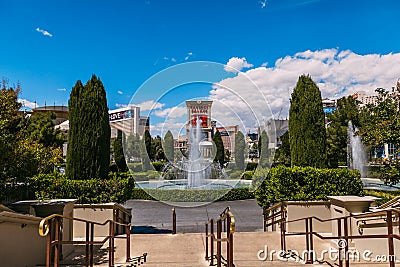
[108,105,149,138]
[216,125,238,155]
[186,100,213,140]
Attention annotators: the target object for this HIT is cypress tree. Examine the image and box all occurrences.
[113,130,127,172]
[289,75,327,168]
[66,75,110,179]
[163,130,174,163]
[213,130,225,166]
[144,130,153,160]
[259,130,270,168]
[234,131,245,170]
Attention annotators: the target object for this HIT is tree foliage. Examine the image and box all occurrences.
[213,130,225,166]
[163,130,174,163]
[359,88,400,153]
[66,75,110,179]
[326,96,361,167]
[258,130,273,168]
[289,75,327,168]
[113,130,128,172]
[234,131,245,170]
[274,131,291,166]
[0,80,62,183]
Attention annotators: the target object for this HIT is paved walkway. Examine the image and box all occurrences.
[124,199,264,233]
[60,199,394,266]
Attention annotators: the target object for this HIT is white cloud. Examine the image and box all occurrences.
[18,99,37,109]
[136,100,165,111]
[57,88,66,91]
[224,57,254,73]
[115,103,127,108]
[35,27,53,37]
[261,62,268,67]
[171,58,177,62]
[185,52,193,61]
[154,106,187,119]
[212,49,400,126]
[259,0,267,8]
[117,90,123,95]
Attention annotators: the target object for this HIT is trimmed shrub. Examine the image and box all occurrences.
[127,163,142,172]
[29,172,135,204]
[130,187,254,202]
[151,161,165,172]
[254,166,363,209]
[245,162,258,171]
[241,170,255,180]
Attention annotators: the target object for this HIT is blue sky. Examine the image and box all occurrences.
[2,0,400,134]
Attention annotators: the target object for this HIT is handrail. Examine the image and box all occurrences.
[38,213,130,237]
[205,207,235,267]
[38,211,146,267]
[263,201,400,267]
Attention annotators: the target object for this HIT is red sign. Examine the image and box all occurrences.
[192,116,208,127]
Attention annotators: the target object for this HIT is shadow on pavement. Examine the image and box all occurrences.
[131,225,172,234]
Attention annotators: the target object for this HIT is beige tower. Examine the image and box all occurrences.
[186,100,213,140]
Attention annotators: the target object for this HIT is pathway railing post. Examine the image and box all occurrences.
[126,224,131,262]
[86,222,90,267]
[172,208,176,235]
[386,210,395,267]
[54,217,60,267]
[337,218,343,267]
[205,222,209,260]
[217,219,222,267]
[210,219,214,266]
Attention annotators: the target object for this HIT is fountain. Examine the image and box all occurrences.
[187,116,206,188]
[135,116,250,190]
[347,121,367,177]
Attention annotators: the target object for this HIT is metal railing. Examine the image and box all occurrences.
[263,202,400,267]
[38,210,146,267]
[205,207,235,267]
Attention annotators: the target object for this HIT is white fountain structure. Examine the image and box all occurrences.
[186,116,209,188]
[347,121,367,177]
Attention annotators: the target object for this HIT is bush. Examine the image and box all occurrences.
[130,171,159,181]
[254,166,364,209]
[130,187,254,202]
[151,161,165,171]
[241,170,255,180]
[245,162,258,171]
[127,162,142,172]
[364,189,400,206]
[29,172,135,204]
[228,170,243,180]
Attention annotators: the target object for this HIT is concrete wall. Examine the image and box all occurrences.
[73,203,131,239]
[73,206,114,238]
[0,212,46,267]
[285,201,331,233]
[352,217,400,262]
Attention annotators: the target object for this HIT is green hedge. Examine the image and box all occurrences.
[131,187,254,202]
[254,166,364,209]
[151,161,165,171]
[364,189,400,206]
[29,172,135,204]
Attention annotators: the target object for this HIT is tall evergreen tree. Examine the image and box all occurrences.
[326,96,360,168]
[213,130,225,166]
[113,130,127,172]
[258,130,271,168]
[234,131,245,170]
[289,75,327,168]
[144,130,153,160]
[66,75,110,179]
[163,130,174,163]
